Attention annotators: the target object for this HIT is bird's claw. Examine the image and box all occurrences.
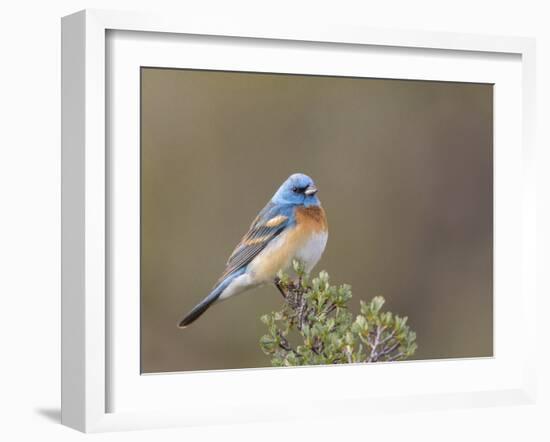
[274,277,287,298]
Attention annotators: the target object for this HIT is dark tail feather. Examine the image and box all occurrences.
[178,292,218,328]
[177,270,243,328]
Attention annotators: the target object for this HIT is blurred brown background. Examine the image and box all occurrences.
[140,67,493,373]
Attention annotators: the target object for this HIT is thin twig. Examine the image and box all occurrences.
[344,347,353,364]
[378,329,396,346]
[378,341,401,358]
[367,324,385,362]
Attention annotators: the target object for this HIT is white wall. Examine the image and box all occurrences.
[0,0,548,440]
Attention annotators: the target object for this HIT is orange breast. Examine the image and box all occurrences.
[247,205,327,282]
[295,206,328,233]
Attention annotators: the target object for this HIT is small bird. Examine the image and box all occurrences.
[178,173,328,328]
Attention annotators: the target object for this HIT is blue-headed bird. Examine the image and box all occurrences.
[178,173,328,328]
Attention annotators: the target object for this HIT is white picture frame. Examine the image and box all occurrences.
[61,9,537,433]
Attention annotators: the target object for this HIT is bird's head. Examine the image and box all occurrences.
[272,173,321,207]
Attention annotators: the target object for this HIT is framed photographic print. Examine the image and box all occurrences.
[61,9,537,432]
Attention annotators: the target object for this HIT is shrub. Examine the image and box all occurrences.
[260,260,417,366]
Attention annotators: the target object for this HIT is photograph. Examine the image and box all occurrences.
[140,67,493,373]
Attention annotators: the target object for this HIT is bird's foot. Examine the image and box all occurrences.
[274,277,287,299]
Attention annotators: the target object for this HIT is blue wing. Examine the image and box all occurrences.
[218,202,295,282]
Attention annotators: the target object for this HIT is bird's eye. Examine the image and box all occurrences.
[292,186,299,193]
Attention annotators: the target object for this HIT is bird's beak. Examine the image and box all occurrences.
[305,186,318,196]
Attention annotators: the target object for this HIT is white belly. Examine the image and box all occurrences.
[248,230,328,283]
[295,231,328,273]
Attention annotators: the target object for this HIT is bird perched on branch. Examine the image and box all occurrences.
[178,173,328,328]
